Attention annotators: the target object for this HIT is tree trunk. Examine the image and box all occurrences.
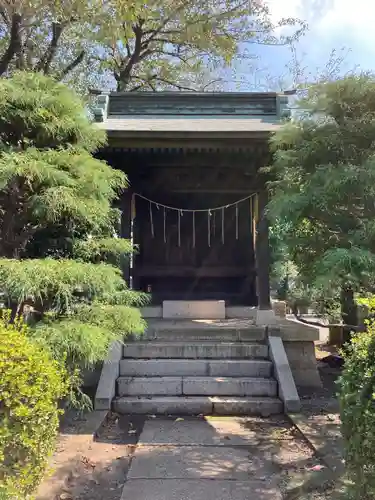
[341,285,358,343]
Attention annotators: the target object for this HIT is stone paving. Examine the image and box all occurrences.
[120,416,324,500]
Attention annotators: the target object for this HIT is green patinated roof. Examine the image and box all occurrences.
[94,92,291,135]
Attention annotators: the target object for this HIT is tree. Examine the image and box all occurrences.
[95,0,306,91]
[268,75,375,330]
[0,71,147,406]
[0,0,306,93]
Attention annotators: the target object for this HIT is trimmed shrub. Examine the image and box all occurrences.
[0,321,68,499]
[338,318,375,499]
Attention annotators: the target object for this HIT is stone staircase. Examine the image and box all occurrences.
[113,320,283,416]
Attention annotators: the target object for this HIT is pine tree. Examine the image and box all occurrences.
[0,72,147,405]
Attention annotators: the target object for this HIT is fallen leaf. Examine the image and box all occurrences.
[307,464,325,472]
[174,418,184,422]
[81,456,96,468]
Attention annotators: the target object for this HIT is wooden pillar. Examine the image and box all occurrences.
[120,190,132,286]
[254,191,271,310]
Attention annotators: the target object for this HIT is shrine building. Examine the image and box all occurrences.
[94,91,292,322]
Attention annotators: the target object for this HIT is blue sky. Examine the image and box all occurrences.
[226,0,375,91]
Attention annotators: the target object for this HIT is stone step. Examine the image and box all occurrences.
[117,376,277,397]
[141,326,265,342]
[123,342,268,359]
[120,359,273,378]
[113,396,283,416]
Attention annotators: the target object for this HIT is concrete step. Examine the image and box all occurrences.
[113,396,283,416]
[123,342,268,359]
[117,376,277,397]
[120,359,273,378]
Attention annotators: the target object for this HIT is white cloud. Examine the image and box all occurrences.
[267,0,375,45]
[266,0,375,64]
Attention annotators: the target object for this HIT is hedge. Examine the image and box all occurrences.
[0,321,68,499]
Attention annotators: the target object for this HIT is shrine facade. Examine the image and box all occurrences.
[94,92,291,308]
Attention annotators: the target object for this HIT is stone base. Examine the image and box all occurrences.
[255,308,277,326]
[163,300,226,319]
[283,341,322,389]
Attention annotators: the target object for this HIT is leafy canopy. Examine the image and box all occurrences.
[0,1,305,92]
[269,75,375,301]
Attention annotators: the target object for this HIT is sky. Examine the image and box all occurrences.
[226,0,375,91]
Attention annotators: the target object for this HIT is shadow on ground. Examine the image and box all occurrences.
[36,411,340,500]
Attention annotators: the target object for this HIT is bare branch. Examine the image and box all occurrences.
[59,50,85,79]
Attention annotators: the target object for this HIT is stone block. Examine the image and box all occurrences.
[94,340,122,410]
[183,377,277,397]
[283,341,322,388]
[121,479,282,500]
[226,306,257,319]
[208,360,272,378]
[113,396,213,415]
[128,445,279,480]
[120,359,272,378]
[141,306,162,318]
[268,336,301,413]
[138,417,285,447]
[272,300,287,318]
[120,359,208,377]
[270,320,319,341]
[212,397,283,416]
[256,308,277,325]
[163,300,225,319]
[117,376,183,396]
[123,342,269,359]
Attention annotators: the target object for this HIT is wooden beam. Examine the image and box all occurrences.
[254,191,271,309]
[136,266,255,278]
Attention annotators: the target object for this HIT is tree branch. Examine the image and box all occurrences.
[59,50,85,79]
[117,22,144,89]
[153,76,196,91]
[35,22,64,74]
[0,13,22,76]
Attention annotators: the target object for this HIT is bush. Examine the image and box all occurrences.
[0,321,68,499]
[32,304,145,369]
[338,319,375,499]
[73,237,134,266]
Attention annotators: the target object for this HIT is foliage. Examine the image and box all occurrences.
[0,72,146,409]
[268,75,375,322]
[0,317,68,499]
[73,237,134,266]
[338,316,375,499]
[96,0,306,91]
[0,258,148,402]
[0,1,112,83]
[32,304,145,369]
[0,1,305,93]
[0,71,105,149]
[0,258,129,314]
[0,72,126,258]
